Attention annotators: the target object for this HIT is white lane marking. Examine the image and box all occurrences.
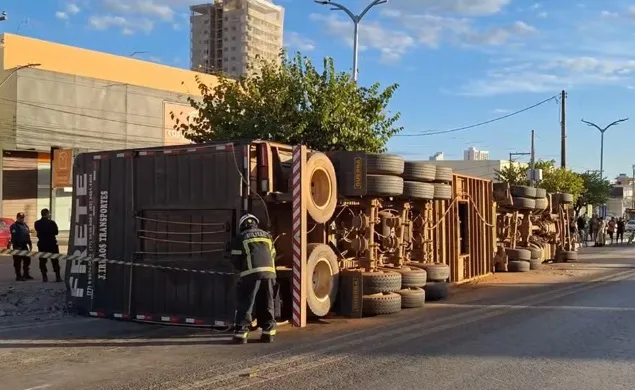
[22,385,52,390]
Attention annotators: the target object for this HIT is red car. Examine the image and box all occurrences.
[0,218,15,248]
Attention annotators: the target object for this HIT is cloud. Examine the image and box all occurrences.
[55,11,68,20]
[89,15,154,34]
[392,0,510,16]
[285,32,316,52]
[67,4,81,14]
[102,0,174,21]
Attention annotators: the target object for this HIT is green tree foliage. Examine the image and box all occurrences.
[574,171,611,213]
[534,160,585,198]
[494,163,528,185]
[172,52,402,153]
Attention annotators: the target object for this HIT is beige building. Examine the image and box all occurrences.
[0,33,220,231]
[190,0,285,77]
[426,160,527,182]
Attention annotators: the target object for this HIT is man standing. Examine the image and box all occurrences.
[34,208,62,282]
[8,212,33,281]
[230,213,277,344]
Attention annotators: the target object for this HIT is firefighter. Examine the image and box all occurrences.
[230,213,277,344]
[34,208,62,282]
[8,212,33,281]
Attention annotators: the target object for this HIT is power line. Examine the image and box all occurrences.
[397,94,560,137]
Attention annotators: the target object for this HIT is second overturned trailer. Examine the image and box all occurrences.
[65,140,496,327]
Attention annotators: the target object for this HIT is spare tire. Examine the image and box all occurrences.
[526,246,543,259]
[409,262,450,282]
[366,175,403,197]
[512,197,536,210]
[424,282,449,301]
[362,292,402,316]
[559,250,578,263]
[403,161,436,182]
[401,181,434,200]
[366,154,404,176]
[305,153,338,224]
[510,186,537,198]
[534,188,547,198]
[433,183,452,200]
[435,166,453,182]
[382,266,427,288]
[397,288,425,308]
[559,193,574,204]
[362,271,402,294]
[505,247,531,261]
[534,198,548,210]
[508,260,530,272]
[529,258,543,270]
[306,244,340,317]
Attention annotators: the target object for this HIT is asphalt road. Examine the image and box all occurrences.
[2,246,635,390]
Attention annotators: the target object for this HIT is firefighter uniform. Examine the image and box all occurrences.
[231,214,277,344]
[34,208,62,282]
[9,212,33,281]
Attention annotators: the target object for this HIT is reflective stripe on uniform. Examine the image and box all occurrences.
[240,266,275,278]
[241,237,276,278]
[233,331,249,339]
[231,250,243,255]
[262,329,276,336]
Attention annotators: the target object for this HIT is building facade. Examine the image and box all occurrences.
[0,33,220,231]
[463,146,489,161]
[190,0,285,78]
[426,160,526,182]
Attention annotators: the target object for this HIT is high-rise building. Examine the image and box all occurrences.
[463,146,489,161]
[190,0,284,78]
[429,152,444,161]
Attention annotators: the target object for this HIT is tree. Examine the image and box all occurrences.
[535,160,585,198]
[172,52,403,153]
[494,163,528,185]
[574,171,611,214]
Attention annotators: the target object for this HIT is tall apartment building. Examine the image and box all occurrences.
[463,146,489,161]
[190,0,284,78]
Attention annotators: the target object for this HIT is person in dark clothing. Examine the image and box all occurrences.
[230,213,277,344]
[617,218,626,244]
[8,212,33,281]
[34,208,62,282]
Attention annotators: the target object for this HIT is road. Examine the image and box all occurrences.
[2,246,635,390]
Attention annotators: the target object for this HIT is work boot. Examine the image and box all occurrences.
[232,336,248,345]
[55,274,63,283]
[23,273,33,280]
[15,275,24,282]
[42,273,48,282]
[260,334,274,343]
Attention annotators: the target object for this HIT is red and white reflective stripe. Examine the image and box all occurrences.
[112,313,129,319]
[291,145,303,327]
[136,314,153,320]
[89,311,106,317]
[185,318,205,324]
[139,151,154,156]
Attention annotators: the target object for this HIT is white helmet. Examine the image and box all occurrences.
[239,213,259,230]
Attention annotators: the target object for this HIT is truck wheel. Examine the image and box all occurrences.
[305,153,338,224]
[526,245,542,259]
[534,198,548,210]
[508,260,530,272]
[362,292,402,316]
[366,175,403,197]
[366,154,405,176]
[433,183,452,200]
[401,181,434,200]
[397,288,425,308]
[559,250,578,263]
[512,197,536,210]
[362,271,402,294]
[529,258,543,270]
[409,262,450,282]
[381,266,427,288]
[424,282,448,301]
[306,244,340,317]
[505,247,531,261]
[403,161,436,182]
[434,166,453,183]
[510,185,537,198]
[534,188,547,198]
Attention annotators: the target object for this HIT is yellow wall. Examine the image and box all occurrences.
[1,33,219,96]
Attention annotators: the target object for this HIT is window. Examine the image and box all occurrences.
[0,220,8,231]
[458,202,469,255]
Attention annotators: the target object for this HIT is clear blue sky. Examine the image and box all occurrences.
[3,0,635,179]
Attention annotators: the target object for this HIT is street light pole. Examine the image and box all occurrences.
[314,0,388,82]
[581,118,629,180]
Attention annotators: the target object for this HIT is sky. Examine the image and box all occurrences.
[3,0,635,179]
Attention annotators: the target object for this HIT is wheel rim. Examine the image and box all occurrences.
[310,167,332,210]
[312,258,333,303]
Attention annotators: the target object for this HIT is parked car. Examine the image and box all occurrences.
[625,219,635,232]
[0,218,15,248]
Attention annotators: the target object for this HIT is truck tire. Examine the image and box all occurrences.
[510,185,537,198]
[305,152,338,224]
[559,193,574,204]
[366,154,405,176]
[559,250,578,263]
[397,288,425,308]
[534,188,547,198]
[362,271,402,294]
[424,282,448,301]
[366,175,403,197]
[526,246,542,259]
[529,258,543,270]
[505,247,531,261]
[434,166,453,183]
[433,183,452,200]
[403,161,436,182]
[306,244,340,317]
[512,197,536,210]
[382,266,427,288]
[409,262,450,282]
[508,260,530,272]
[534,197,548,210]
[362,292,402,316]
[401,181,434,200]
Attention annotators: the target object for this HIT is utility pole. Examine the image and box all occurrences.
[560,90,566,169]
[530,130,536,187]
[632,164,635,208]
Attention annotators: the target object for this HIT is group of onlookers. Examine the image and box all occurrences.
[575,214,630,247]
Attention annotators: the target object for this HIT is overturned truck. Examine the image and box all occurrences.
[65,140,495,326]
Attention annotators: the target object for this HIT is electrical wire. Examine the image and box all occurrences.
[397,94,560,137]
